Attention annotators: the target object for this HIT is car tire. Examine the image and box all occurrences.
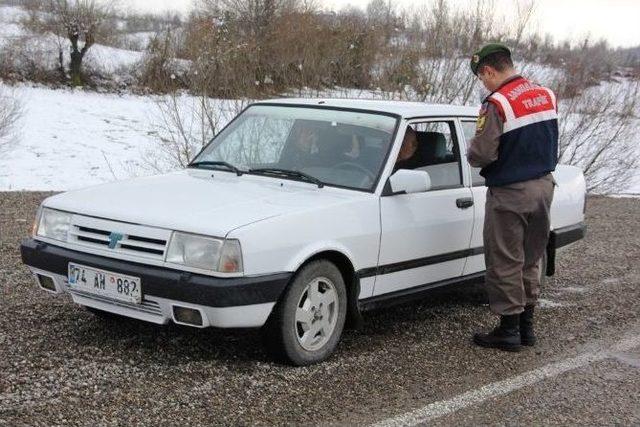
[261,260,347,366]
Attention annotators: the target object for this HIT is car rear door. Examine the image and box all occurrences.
[372,119,475,297]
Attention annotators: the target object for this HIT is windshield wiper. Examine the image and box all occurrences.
[248,168,325,188]
[188,161,244,176]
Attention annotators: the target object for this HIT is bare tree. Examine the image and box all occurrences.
[0,89,22,153]
[146,93,250,172]
[513,0,535,48]
[366,0,398,42]
[557,79,640,194]
[22,0,114,86]
[373,0,500,104]
[138,28,187,93]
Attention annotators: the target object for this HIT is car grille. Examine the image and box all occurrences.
[68,216,170,260]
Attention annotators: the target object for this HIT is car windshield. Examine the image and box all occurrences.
[192,105,399,191]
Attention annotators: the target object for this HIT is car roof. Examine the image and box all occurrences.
[253,98,479,119]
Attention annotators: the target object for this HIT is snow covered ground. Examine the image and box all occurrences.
[0,83,247,191]
[0,84,160,191]
[1,82,638,194]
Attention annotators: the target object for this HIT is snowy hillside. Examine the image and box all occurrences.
[0,6,26,38]
[0,5,145,80]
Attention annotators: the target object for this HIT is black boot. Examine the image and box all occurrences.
[473,314,522,352]
[520,305,536,346]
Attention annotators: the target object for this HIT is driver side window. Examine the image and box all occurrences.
[397,121,463,190]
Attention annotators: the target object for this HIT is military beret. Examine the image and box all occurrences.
[470,43,512,75]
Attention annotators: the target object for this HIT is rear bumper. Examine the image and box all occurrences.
[550,222,587,249]
[20,238,292,328]
[546,222,586,276]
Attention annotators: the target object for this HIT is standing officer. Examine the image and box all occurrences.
[467,43,558,352]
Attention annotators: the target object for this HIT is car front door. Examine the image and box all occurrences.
[459,118,487,276]
[373,119,475,297]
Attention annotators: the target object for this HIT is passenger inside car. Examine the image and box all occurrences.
[279,123,322,168]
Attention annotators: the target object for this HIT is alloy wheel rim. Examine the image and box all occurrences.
[294,276,338,352]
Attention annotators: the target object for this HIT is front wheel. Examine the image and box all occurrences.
[261,260,347,366]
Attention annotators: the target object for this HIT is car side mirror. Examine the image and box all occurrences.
[388,169,431,194]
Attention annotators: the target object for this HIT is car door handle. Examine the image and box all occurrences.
[456,197,474,209]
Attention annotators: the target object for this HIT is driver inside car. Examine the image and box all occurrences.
[280,124,376,188]
[293,126,320,156]
[279,125,321,169]
[393,127,420,172]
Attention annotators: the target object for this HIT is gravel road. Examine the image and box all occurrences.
[1,193,639,426]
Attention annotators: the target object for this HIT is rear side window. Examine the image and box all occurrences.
[461,120,486,187]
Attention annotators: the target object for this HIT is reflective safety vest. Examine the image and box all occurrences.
[480,76,559,187]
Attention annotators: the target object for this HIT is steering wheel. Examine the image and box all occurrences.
[334,161,376,185]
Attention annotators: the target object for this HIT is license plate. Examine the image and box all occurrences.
[68,263,142,304]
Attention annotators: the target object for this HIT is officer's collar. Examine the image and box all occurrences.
[482,74,524,103]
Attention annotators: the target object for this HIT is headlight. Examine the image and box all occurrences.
[36,208,72,241]
[166,232,243,273]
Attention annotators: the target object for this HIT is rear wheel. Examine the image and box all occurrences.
[261,260,347,366]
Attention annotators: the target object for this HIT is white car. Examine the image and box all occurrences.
[21,99,586,365]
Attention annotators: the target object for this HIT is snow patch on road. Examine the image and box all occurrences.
[600,278,622,286]
[538,298,570,309]
[557,286,588,294]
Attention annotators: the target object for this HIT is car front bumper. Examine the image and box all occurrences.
[20,238,292,328]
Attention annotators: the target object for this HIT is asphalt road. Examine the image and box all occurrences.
[1,193,639,426]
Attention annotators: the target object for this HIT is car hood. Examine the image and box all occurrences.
[44,169,366,237]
